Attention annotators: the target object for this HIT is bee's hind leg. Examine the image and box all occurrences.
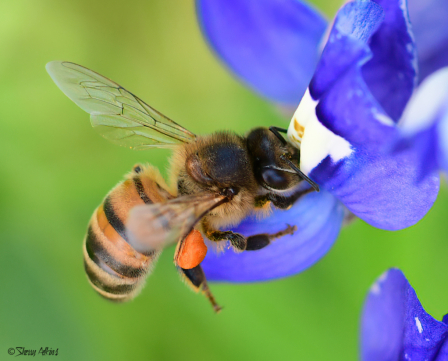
[179,265,222,313]
[245,224,297,251]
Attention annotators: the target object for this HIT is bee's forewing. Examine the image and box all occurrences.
[126,193,226,254]
[46,61,197,149]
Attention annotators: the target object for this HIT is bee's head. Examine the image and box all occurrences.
[246,127,306,192]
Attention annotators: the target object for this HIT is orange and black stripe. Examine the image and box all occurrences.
[83,165,174,302]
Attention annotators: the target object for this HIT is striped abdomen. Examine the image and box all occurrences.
[83,165,174,302]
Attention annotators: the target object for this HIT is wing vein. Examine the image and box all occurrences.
[47,61,197,149]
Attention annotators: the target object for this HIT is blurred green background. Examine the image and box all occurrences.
[1,1,447,360]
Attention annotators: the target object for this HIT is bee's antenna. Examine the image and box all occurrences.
[280,155,320,192]
[269,126,320,192]
[269,126,288,145]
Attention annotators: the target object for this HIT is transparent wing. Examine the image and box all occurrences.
[125,193,227,254]
[46,61,197,149]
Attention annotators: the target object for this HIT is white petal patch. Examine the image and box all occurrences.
[400,67,448,134]
[370,270,389,295]
[374,111,395,126]
[370,282,381,295]
[287,89,353,175]
[415,317,423,334]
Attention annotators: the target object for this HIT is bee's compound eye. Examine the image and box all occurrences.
[133,164,143,174]
[261,168,290,190]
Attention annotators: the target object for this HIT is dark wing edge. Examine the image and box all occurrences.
[46,61,197,149]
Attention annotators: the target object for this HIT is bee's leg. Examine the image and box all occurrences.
[269,187,314,209]
[254,194,271,208]
[255,187,314,210]
[201,219,247,251]
[178,265,222,313]
[249,187,314,251]
[245,224,297,251]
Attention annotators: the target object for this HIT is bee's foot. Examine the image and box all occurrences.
[272,224,297,239]
[285,224,297,236]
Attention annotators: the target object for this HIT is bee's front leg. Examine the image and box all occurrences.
[255,187,314,210]
[201,219,247,251]
[245,224,297,250]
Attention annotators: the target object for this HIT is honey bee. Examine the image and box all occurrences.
[46,61,319,312]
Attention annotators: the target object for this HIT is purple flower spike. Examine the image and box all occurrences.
[197,0,440,282]
[292,1,439,230]
[361,269,448,361]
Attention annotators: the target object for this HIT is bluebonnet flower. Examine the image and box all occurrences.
[196,0,440,282]
[361,269,448,360]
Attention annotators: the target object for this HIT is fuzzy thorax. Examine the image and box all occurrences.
[168,132,259,230]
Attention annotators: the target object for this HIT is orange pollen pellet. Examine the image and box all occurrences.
[177,230,208,269]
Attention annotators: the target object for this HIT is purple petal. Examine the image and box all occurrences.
[362,0,418,121]
[309,49,439,230]
[361,269,408,361]
[399,67,448,177]
[201,191,344,282]
[436,316,448,359]
[439,112,448,172]
[310,0,384,100]
[310,147,439,230]
[196,0,327,106]
[400,125,442,182]
[436,341,448,361]
[395,117,444,183]
[316,66,396,150]
[361,269,448,361]
[408,0,448,82]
